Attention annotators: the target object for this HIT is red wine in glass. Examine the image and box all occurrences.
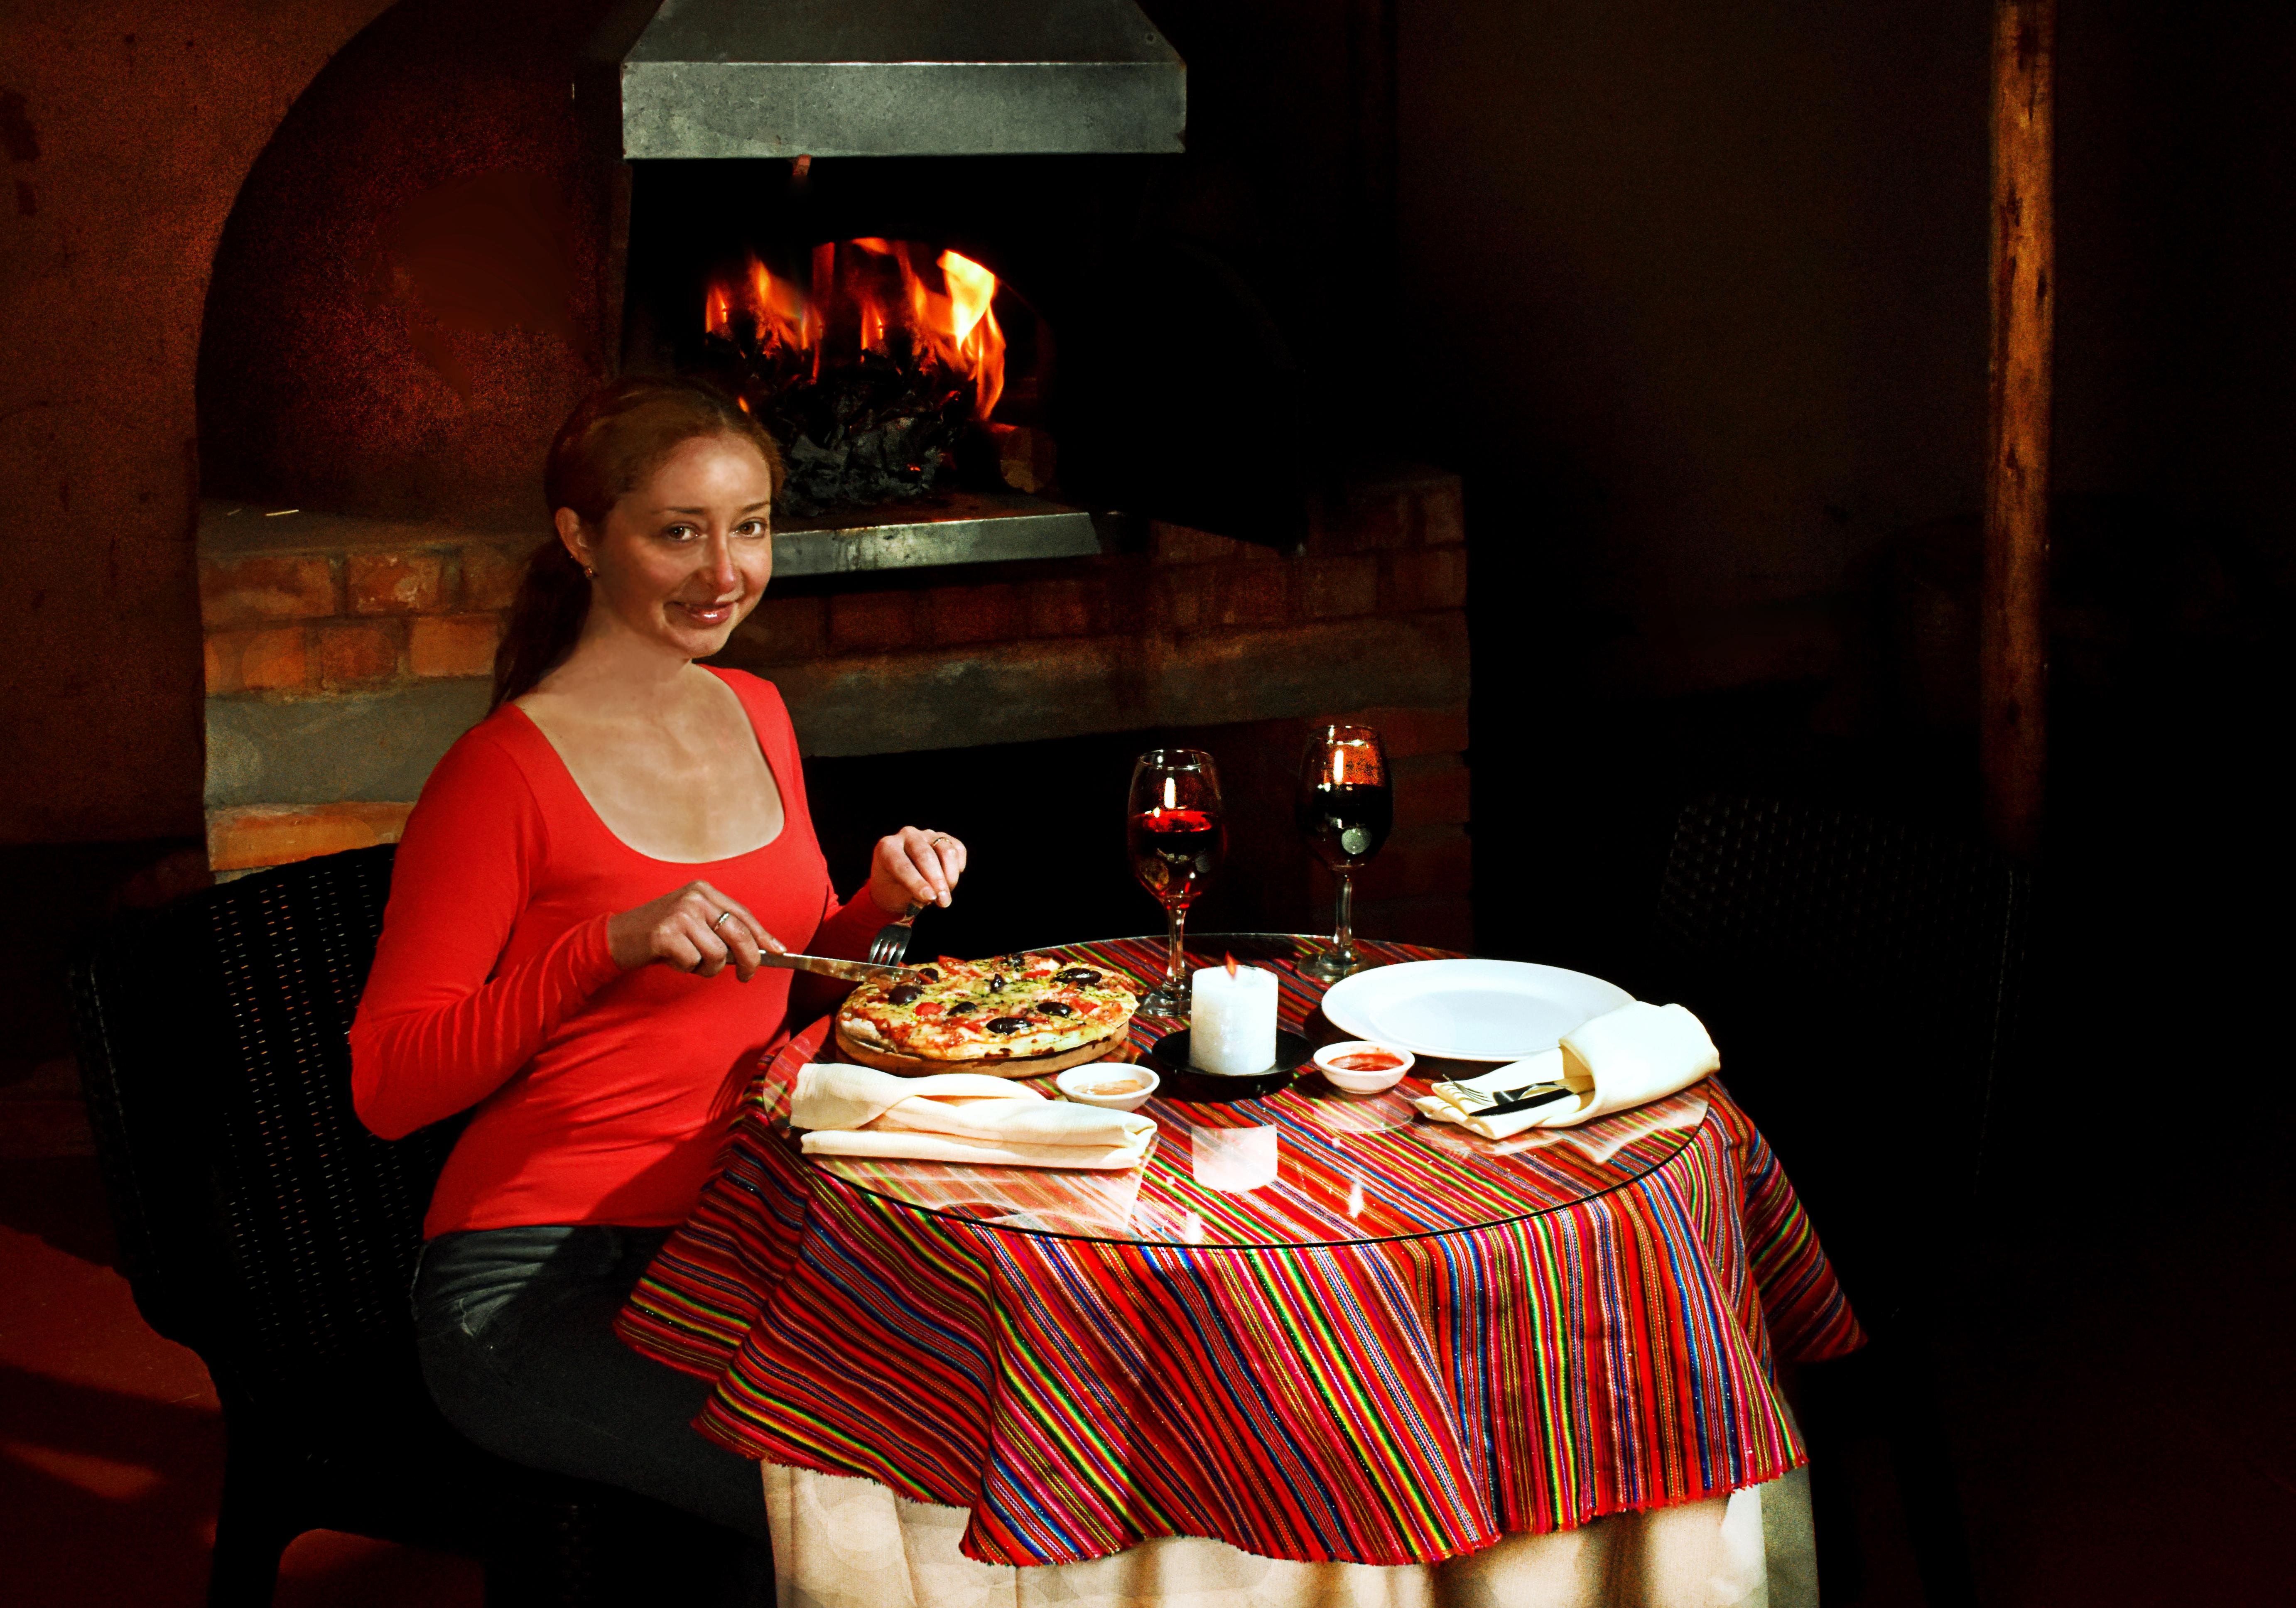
[1127,749,1225,1015]
[1127,806,1223,904]
[1296,724,1390,981]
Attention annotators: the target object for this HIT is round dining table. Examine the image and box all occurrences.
[616,934,1864,1588]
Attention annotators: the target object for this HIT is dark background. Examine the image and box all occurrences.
[2,4,2294,1598]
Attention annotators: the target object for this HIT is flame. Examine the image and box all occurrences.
[935,250,1005,419]
[706,240,1005,419]
[1224,952,1239,979]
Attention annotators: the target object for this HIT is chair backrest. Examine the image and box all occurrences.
[69,844,459,1407]
[1650,795,2030,1325]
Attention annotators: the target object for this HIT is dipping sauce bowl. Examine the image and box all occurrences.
[1312,1041,1415,1095]
[1055,1064,1161,1112]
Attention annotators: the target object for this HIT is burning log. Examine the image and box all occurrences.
[706,339,974,515]
[702,240,1030,517]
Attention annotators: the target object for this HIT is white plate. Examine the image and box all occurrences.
[1319,959,1633,1062]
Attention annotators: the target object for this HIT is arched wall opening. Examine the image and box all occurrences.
[193,0,624,872]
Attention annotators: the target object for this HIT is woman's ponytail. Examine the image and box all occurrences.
[489,538,594,712]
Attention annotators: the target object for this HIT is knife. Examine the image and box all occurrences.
[1476,1084,1579,1119]
[754,951,926,986]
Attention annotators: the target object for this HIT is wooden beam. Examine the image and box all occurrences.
[1983,0,2056,857]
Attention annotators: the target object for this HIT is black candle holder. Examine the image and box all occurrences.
[1146,1028,1312,1104]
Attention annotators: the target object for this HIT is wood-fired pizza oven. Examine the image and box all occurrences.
[191,0,1470,948]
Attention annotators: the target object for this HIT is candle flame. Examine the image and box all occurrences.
[1224,952,1238,979]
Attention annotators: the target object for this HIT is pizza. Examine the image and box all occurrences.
[836,953,1139,1066]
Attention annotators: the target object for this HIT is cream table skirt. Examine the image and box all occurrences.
[761,1462,1816,1608]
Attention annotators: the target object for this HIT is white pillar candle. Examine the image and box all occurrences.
[1189,963,1279,1076]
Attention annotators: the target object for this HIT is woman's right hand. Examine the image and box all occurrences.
[606,881,785,980]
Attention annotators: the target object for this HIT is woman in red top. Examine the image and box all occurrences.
[351,377,965,1562]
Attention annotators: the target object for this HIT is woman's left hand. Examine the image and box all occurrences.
[868,827,968,913]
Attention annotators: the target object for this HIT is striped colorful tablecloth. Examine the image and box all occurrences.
[617,936,1863,1568]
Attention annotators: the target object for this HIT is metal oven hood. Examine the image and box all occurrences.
[620,0,1186,159]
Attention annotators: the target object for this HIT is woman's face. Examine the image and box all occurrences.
[561,431,775,661]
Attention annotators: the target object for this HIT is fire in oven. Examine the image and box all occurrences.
[618,146,1313,565]
[696,235,1042,517]
[608,0,1311,564]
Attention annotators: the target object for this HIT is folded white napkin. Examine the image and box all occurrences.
[790,1063,1156,1171]
[1411,1001,1719,1140]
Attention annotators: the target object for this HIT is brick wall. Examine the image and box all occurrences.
[201,547,520,695]
[199,511,528,869]
[200,467,1470,944]
[744,500,1466,664]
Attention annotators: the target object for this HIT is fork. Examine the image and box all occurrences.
[868,901,923,967]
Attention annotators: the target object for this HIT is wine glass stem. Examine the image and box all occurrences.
[1332,870,1355,961]
[1164,901,1190,995]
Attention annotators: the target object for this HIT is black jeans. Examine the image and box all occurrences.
[413,1224,773,1547]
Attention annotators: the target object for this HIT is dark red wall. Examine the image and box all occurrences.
[0,1,394,842]
[195,0,623,529]
[1398,0,1993,651]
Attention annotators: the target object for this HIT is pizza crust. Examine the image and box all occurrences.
[840,1014,892,1049]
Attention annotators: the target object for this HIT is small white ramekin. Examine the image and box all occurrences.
[1055,1062,1161,1112]
[1312,1040,1415,1095]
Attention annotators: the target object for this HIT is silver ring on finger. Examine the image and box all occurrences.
[713,909,736,931]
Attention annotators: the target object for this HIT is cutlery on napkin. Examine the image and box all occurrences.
[790,1063,1156,1171]
[1412,1000,1720,1139]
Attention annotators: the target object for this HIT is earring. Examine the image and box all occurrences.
[583,565,596,578]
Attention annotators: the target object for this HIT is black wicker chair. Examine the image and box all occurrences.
[1650,795,2031,1608]
[65,844,733,1607]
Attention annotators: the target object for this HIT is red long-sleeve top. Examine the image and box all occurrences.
[350,668,883,1238]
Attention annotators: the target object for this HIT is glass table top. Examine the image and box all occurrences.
[755,934,1711,1250]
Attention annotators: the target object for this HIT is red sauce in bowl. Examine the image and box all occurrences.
[1329,1052,1403,1072]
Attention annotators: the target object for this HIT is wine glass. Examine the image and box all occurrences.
[1295,724,1391,982]
[1126,748,1225,1015]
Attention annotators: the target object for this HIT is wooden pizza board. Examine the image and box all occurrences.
[832,1015,1132,1080]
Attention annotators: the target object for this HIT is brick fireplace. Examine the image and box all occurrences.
[191,0,1472,948]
